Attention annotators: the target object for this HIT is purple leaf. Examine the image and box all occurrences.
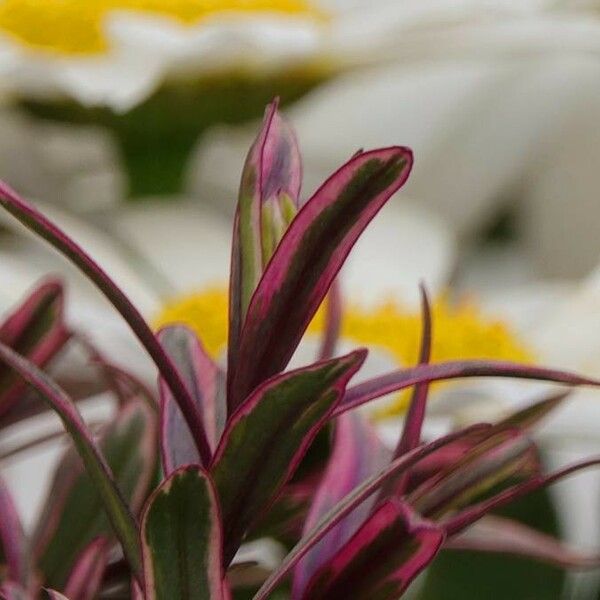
[300,499,444,600]
[254,423,490,599]
[0,279,70,419]
[158,325,226,473]
[32,399,156,588]
[498,390,570,431]
[395,284,432,457]
[228,99,302,381]
[228,145,413,411]
[64,537,109,600]
[409,429,540,520]
[212,350,366,564]
[293,411,390,598]
[318,279,342,361]
[0,475,27,586]
[0,582,28,600]
[0,341,142,579]
[446,514,600,569]
[141,466,230,600]
[45,592,70,600]
[0,181,211,466]
[385,284,432,498]
[339,360,600,415]
[443,456,600,536]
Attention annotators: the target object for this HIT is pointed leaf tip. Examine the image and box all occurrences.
[212,349,366,564]
[302,500,444,600]
[229,100,302,382]
[229,145,413,411]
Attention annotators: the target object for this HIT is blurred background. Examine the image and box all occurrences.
[1,1,600,598]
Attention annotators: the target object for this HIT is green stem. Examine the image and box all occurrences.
[115,127,203,199]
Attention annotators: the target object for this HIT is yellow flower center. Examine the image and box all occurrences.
[154,286,534,416]
[0,0,320,56]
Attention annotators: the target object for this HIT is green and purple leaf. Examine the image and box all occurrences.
[45,592,70,600]
[339,360,600,414]
[293,411,389,597]
[254,423,490,599]
[383,284,432,498]
[395,284,432,458]
[63,537,109,600]
[158,326,226,473]
[444,456,600,536]
[0,582,28,600]
[141,466,229,600]
[0,279,70,419]
[497,391,570,431]
[211,350,366,564]
[300,500,444,600]
[446,514,600,569]
[30,396,154,587]
[228,100,302,368]
[0,475,27,586]
[229,99,302,373]
[0,341,142,581]
[409,429,539,520]
[227,145,413,411]
[0,181,211,466]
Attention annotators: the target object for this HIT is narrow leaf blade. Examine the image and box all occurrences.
[33,399,156,587]
[339,360,600,414]
[447,514,600,569]
[63,537,109,600]
[254,424,491,600]
[0,181,210,465]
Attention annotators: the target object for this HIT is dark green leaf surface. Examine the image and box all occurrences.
[142,467,228,600]
[212,351,366,564]
[33,400,156,588]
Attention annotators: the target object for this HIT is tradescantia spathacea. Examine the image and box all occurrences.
[2,100,600,599]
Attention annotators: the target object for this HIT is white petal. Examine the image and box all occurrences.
[0,10,326,111]
[341,200,455,307]
[105,200,233,298]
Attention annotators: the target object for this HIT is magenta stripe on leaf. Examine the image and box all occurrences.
[301,499,444,600]
[229,145,412,411]
[158,325,226,473]
[339,359,600,414]
[293,411,389,598]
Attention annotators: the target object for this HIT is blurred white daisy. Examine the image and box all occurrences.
[2,0,600,200]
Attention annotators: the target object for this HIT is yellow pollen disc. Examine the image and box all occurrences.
[155,286,534,417]
[0,0,321,56]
